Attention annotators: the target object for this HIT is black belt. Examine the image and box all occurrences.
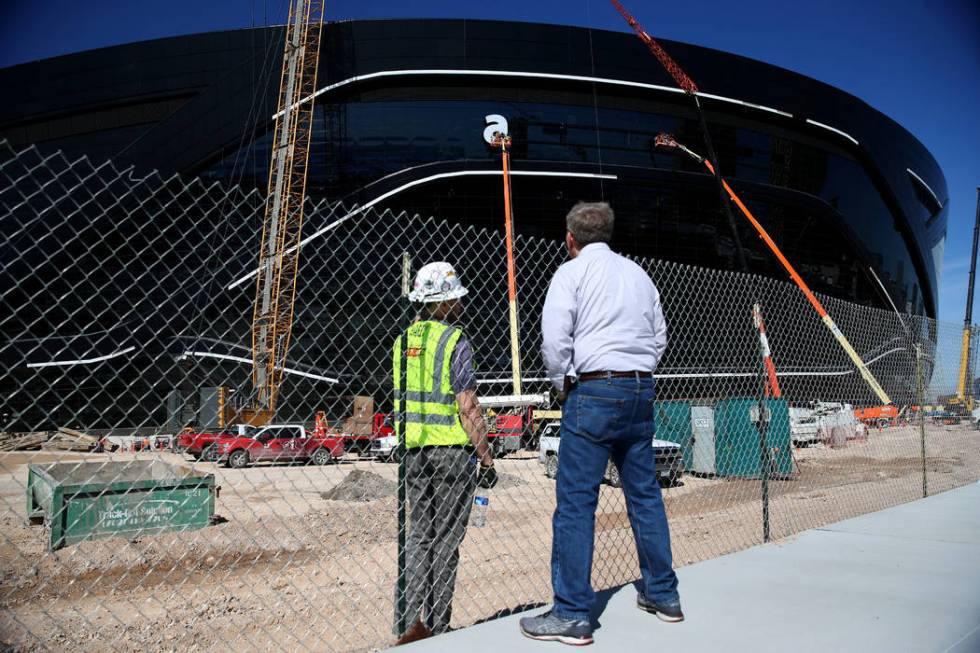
[578,370,653,382]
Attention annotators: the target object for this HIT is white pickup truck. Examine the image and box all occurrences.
[537,420,684,487]
[790,402,859,446]
[368,434,398,461]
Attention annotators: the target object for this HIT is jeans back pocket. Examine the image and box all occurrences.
[575,392,628,444]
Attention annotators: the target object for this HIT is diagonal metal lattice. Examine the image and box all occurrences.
[1,140,978,651]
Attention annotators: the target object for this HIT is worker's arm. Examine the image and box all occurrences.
[457,389,492,466]
[541,266,577,394]
[648,281,668,369]
[449,336,493,466]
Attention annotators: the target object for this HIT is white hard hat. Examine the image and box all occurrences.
[409,261,468,303]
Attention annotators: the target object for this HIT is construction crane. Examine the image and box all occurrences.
[654,133,892,404]
[233,0,325,426]
[609,0,748,276]
[611,0,892,405]
[954,188,980,411]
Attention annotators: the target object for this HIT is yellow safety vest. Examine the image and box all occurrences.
[392,320,470,449]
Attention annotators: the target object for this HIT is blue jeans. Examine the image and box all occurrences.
[551,376,679,620]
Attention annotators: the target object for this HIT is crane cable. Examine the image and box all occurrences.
[608,0,748,274]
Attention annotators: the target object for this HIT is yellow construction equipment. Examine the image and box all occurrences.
[954,188,980,412]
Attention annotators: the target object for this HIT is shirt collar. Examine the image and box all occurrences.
[418,316,454,329]
[578,242,611,258]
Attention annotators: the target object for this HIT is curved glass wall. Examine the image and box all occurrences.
[204,94,927,316]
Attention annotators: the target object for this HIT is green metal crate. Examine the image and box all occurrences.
[714,398,793,478]
[654,401,693,470]
[27,460,216,551]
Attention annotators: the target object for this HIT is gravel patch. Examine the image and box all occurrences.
[321,469,397,502]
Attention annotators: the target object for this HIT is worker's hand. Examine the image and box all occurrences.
[557,391,568,406]
[477,463,498,489]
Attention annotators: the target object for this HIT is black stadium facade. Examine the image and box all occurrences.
[0,19,948,429]
[2,19,947,316]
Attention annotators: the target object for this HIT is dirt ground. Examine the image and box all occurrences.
[1,423,978,652]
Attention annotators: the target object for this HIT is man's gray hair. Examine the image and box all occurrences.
[566,202,614,246]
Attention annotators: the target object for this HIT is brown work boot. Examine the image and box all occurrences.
[396,620,434,646]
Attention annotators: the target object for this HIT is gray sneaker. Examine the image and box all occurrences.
[636,593,684,622]
[519,610,594,646]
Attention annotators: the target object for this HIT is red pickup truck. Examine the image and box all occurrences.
[212,423,345,469]
[176,427,243,462]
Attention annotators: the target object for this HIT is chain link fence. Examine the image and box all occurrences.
[2,140,979,651]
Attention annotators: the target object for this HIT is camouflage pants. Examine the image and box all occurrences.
[396,446,476,635]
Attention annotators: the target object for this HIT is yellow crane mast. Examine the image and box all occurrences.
[955,189,980,411]
[234,0,325,426]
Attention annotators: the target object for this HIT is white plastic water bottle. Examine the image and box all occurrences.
[471,494,490,527]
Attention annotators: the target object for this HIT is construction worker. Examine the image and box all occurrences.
[393,261,498,645]
[521,202,679,646]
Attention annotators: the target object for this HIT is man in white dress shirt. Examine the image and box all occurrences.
[520,202,682,646]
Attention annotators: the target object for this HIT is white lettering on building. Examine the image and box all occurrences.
[483,114,508,144]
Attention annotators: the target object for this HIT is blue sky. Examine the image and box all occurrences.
[2,0,978,324]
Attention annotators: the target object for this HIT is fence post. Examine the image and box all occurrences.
[753,303,771,543]
[915,343,928,498]
[758,403,771,543]
[395,253,412,636]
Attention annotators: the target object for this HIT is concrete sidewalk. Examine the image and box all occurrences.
[398,482,980,653]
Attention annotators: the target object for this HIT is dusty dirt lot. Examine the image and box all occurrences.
[1,423,978,652]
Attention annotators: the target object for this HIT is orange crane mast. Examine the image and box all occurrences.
[490,132,523,397]
[654,133,891,404]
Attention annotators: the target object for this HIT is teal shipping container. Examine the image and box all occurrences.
[714,398,794,478]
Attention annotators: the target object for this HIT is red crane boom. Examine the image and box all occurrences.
[609,0,698,94]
